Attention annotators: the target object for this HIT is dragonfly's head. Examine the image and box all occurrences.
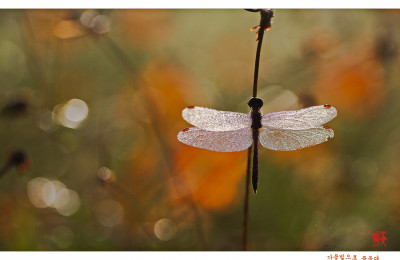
[248,97,263,110]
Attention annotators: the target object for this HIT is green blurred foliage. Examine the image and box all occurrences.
[0,9,399,251]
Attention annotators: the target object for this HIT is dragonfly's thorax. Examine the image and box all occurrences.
[251,109,262,130]
[248,97,263,130]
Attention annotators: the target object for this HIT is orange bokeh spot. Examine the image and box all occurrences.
[173,145,247,211]
[138,61,203,124]
[53,20,86,39]
[313,44,385,119]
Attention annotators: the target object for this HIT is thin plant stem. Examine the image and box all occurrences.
[252,9,273,98]
[242,9,274,251]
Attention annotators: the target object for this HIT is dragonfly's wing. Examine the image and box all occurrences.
[259,126,334,151]
[177,127,252,152]
[182,106,251,131]
[262,105,337,130]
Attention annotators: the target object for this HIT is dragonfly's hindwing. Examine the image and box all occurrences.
[259,126,334,151]
[177,127,252,152]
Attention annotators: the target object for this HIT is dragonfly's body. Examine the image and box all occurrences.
[177,97,337,193]
[249,97,263,193]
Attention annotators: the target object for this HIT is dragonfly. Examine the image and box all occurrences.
[177,97,337,194]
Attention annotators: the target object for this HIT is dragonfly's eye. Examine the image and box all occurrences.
[248,97,264,109]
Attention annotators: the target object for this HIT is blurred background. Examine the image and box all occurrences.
[0,9,399,251]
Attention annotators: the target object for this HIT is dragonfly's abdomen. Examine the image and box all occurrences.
[247,97,263,194]
[250,109,262,194]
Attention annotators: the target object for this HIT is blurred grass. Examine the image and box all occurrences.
[0,9,399,251]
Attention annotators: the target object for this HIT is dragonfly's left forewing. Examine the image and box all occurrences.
[259,126,334,151]
[182,106,251,131]
[177,127,252,152]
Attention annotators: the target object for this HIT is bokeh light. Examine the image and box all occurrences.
[52,99,89,129]
[27,177,51,208]
[80,10,111,34]
[27,178,80,216]
[154,218,177,241]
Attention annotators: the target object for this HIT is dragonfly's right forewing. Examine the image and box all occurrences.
[177,127,252,152]
[182,106,251,131]
[262,105,337,130]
